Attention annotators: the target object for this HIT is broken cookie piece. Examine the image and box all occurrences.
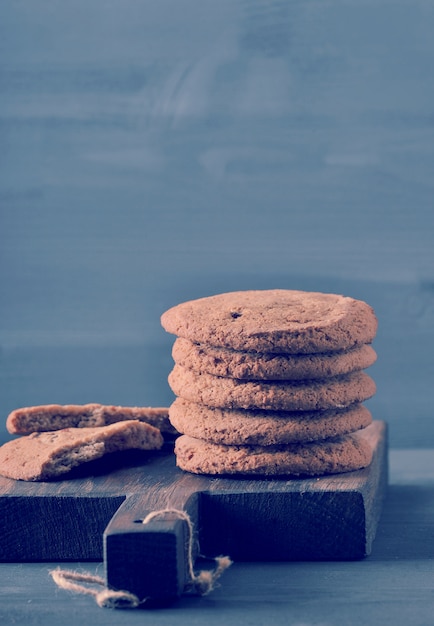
[0,420,164,481]
[6,403,176,436]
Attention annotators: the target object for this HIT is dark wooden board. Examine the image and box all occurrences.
[0,421,387,601]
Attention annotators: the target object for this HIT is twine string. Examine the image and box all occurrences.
[141,508,232,596]
[50,507,232,609]
[49,569,142,609]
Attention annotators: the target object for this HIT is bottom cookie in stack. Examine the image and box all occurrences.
[174,430,374,477]
[169,397,375,476]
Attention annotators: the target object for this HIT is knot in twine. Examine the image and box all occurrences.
[50,508,232,609]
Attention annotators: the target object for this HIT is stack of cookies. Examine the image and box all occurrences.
[161,289,378,477]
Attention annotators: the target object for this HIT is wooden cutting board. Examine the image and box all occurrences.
[0,421,387,602]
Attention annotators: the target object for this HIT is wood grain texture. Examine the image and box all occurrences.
[0,448,165,561]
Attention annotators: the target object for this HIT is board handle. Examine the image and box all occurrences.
[103,491,199,603]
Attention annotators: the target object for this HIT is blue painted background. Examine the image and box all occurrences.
[1,0,433,447]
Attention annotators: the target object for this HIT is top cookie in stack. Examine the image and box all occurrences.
[161,289,378,477]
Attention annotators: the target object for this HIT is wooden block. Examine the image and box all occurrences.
[104,421,387,599]
[0,422,387,601]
